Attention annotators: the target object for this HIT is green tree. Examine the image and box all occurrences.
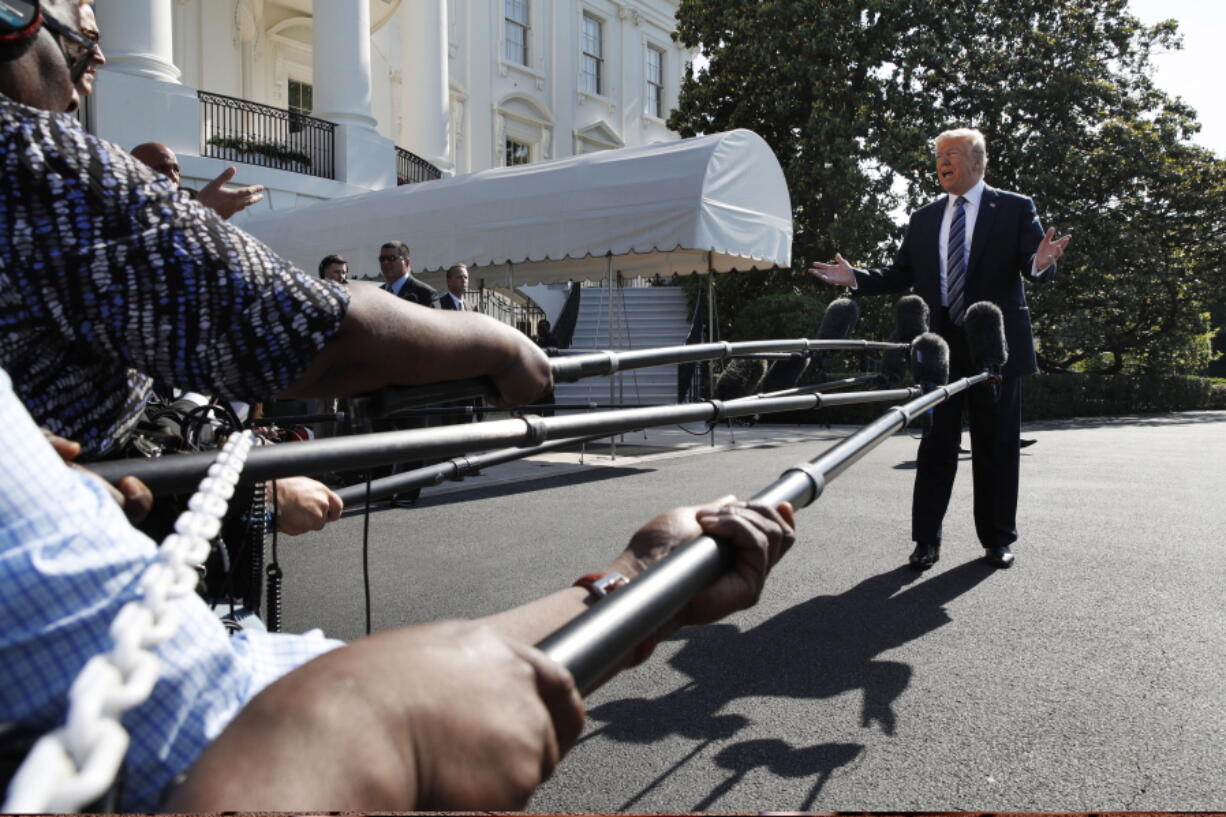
[670,0,1226,374]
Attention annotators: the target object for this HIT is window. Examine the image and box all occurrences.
[505,138,531,166]
[287,79,313,114]
[505,0,529,66]
[287,78,313,133]
[646,46,664,119]
[581,13,602,95]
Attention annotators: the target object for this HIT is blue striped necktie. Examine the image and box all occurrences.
[946,195,969,325]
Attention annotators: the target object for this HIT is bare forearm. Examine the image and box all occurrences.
[282,284,549,403]
[166,654,416,811]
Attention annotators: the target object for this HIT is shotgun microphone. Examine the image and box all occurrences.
[882,295,931,386]
[817,297,862,341]
[715,357,769,401]
[910,332,950,390]
[909,331,950,435]
[963,301,1009,401]
[897,294,931,340]
[759,297,861,392]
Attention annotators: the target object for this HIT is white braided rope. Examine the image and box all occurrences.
[3,431,255,813]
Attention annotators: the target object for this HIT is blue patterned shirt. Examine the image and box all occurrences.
[0,368,343,809]
[0,95,349,457]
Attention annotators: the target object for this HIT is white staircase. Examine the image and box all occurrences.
[555,286,691,407]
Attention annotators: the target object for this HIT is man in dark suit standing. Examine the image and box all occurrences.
[379,241,438,306]
[439,264,469,311]
[372,241,437,502]
[437,264,480,430]
[810,128,1070,570]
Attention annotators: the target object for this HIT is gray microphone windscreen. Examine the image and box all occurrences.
[816,298,860,340]
[910,332,950,386]
[895,294,930,342]
[715,358,769,401]
[963,301,1009,369]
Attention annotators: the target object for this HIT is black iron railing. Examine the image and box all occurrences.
[472,284,545,336]
[199,90,335,179]
[396,146,442,185]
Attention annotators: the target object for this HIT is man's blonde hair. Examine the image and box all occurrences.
[935,128,988,173]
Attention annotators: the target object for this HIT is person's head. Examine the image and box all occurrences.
[130,142,182,187]
[536,318,551,336]
[0,0,99,113]
[379,241,410,284]
[934,128,987,196]
[319,254,349,284]
[446,264,468,297]
[73,1,105,98]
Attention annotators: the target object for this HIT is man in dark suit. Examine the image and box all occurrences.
[811,128,1070,570]
[379,241,438,306]
[437,264,480,430]
[372,241,437,501]
[439,264,469,311]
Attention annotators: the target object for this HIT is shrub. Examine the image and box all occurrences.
[731,293,826,341]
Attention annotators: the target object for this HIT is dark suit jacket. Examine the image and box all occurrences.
[438,292,465,311]
[852,185,1051,377]
[388,274,438,308]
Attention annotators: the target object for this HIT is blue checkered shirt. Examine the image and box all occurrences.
[0,368,343,810]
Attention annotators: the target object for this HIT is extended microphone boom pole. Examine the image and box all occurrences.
[537,302,1010,692]
[335,371,892,505]
[90,384,923,495]
[384,334,908,411]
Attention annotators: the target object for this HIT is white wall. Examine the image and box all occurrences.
[89,0,692,218]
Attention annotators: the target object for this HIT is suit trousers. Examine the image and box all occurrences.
[911,310,1021,549]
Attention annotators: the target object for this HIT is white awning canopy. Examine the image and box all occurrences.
[242,129,792,289]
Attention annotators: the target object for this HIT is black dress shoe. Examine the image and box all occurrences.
[909,541,940,570]
[984,544,1015,568]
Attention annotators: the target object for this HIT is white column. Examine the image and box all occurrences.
[312,0,395,189]
[312,0,376,128]
[90,0,198,155]
[95,0,179,83]
[401,0,451,172]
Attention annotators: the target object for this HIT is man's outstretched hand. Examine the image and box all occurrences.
[1034,227,1072,272]
[197,166,265,220]
[809,253,856,287]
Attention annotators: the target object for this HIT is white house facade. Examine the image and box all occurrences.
[86,0,692,219]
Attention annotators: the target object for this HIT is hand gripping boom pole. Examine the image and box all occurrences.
[537,297,1012,693]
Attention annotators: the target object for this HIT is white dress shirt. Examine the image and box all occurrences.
[384,274,408,296]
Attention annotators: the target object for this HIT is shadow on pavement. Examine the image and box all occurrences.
[587,560,997,811]
[1023,410,1226,430]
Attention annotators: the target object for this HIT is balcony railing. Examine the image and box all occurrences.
[472,285,544,336]
[396,146,442,185]
[199,90,335,179]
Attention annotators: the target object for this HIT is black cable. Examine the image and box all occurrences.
[264,479,282,632]
[362,473,373,636]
